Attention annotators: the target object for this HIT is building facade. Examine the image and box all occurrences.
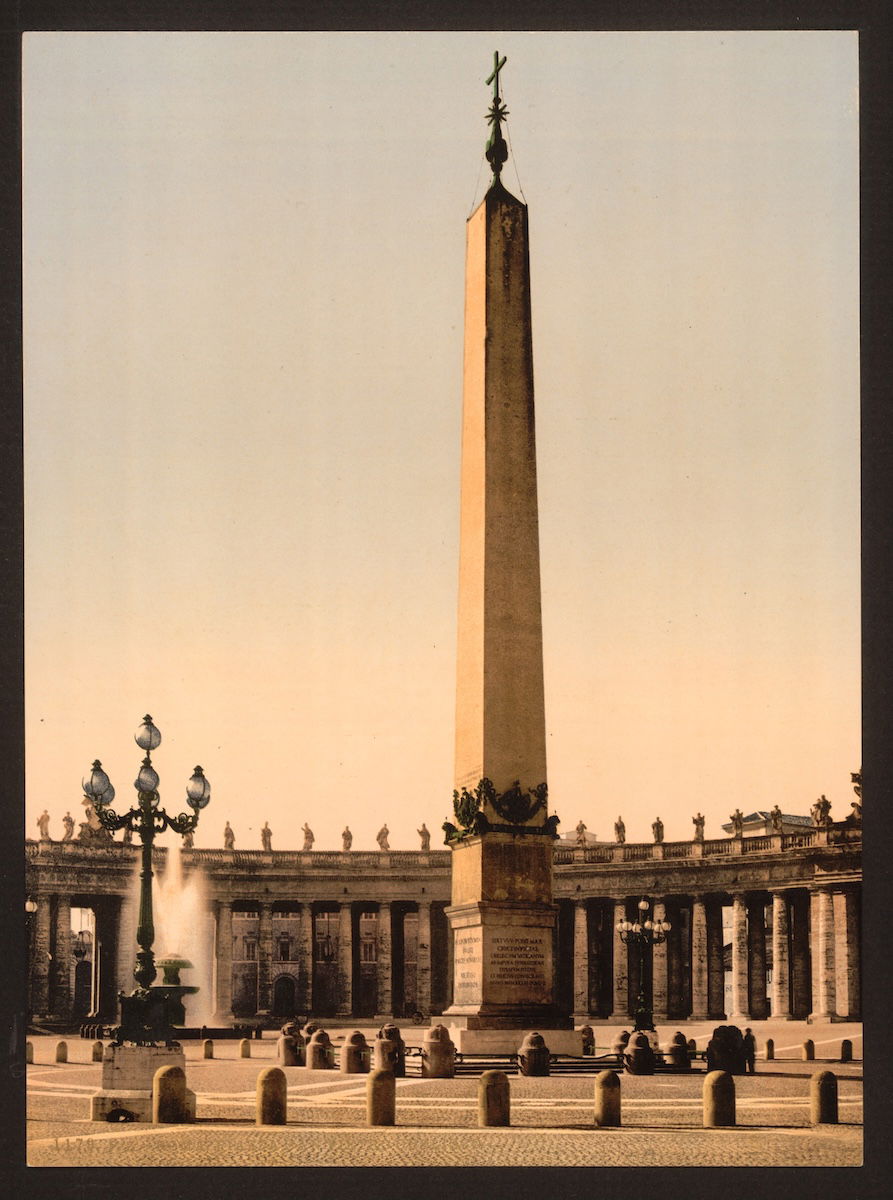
[25,819,861,1027]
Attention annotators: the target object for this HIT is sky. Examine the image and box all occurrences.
[23,30,860,851]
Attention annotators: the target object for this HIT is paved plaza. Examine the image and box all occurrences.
[25,1020,862,1168]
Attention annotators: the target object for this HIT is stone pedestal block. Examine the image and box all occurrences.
[91,1045,194,1123]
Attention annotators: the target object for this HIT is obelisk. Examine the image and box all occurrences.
[444,54,574,1051]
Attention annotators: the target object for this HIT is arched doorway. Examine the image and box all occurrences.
[272,974,296,1019]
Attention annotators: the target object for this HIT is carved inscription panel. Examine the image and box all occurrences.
[453,930,483,1003]
[484,929,551,1002]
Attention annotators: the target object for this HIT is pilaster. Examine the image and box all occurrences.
[611,900,628,1018]
[651,899,669,1021]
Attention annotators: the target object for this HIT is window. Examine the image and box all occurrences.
[243,937,257,961]
[278,935,291,962]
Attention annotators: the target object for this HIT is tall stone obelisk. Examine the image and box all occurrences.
[444,54,573,1049]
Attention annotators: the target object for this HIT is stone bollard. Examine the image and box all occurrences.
[277,1035,298,1067]
[594,1069,621,1127]
[517,1032,551,1077]
[580,1025,595,1056]
[92,1040,104,1062]
[810,1070,838,1124]
[802,1039,815,1061]
[611,1030,631,1058]
[478,1069,510,1127]
[306,1028,335,1070]
[703,1070,736,1127]
[55,1041,68,1063]
[421,1024,456,1079]
[624,1031,656,1075]
[367,1068,396,1126]
[153,1065,191,1124]
[239,1038,251,1059]
[840,1039,852,1063]
[664,1032,690,1070]
[26,1041,33,1064]
[377,1024,406,1077]
[372,1033,400,1074]
[203,1039,214,1059]
[341,1030,370,1074]
[256,1066,288,1125]
[765,1038,774,1061]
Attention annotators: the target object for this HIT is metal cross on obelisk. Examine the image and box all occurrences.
[485,51,509,179]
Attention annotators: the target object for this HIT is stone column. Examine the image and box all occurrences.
[791,891,811,1017]
[728,894,749,1021]
[257,902,273,1014]
[833,889,860,1018]
[689,897,709,1019]
[706,900,725,1018]
[770,890,792,1019]
[572,900,589,1019]
[666,916,683,1017]
[376,902,392,1017]
[115,895,137,997]
[416,901,432,1017]
[336,902,353,1016]
[809,887,836,1021]
[214,901,233,1020]
[32,896,52,1016]
[51,894,72,1018]
[611,901,628,1018]
[297,904,313,1013]
[651,900,669,1021]
[747,897,768,1019]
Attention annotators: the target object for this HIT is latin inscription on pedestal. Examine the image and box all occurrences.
[484,928,551,1005]
[454,931,483,1004]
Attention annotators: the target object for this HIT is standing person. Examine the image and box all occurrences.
[742,1027,756,1074]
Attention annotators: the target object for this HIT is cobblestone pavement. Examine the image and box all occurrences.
[25,1026,863,1168]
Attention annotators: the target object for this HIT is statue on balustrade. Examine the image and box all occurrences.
[37,810,50,839]
[377,824,390,851]
[730,808,744,837]
[770,805,783,833]
[417,823,430,850]
[261,821,272,851]
[849,769,862,823]
[614,816,625,844]
[652,816,664,843]
[182,829,194,849]
[575,819,587,846]
[122,824,133,845]
[224,821,235,849]
[692,812,705,842]
[342,826,353,850]
[302,823,314,851]
[62,812,74,841]
[811,795,832,829]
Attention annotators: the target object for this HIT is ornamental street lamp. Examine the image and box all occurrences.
[83,715,210,1044]
[616,896,671,1032]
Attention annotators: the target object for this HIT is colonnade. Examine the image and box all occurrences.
[566,885,861,1022]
